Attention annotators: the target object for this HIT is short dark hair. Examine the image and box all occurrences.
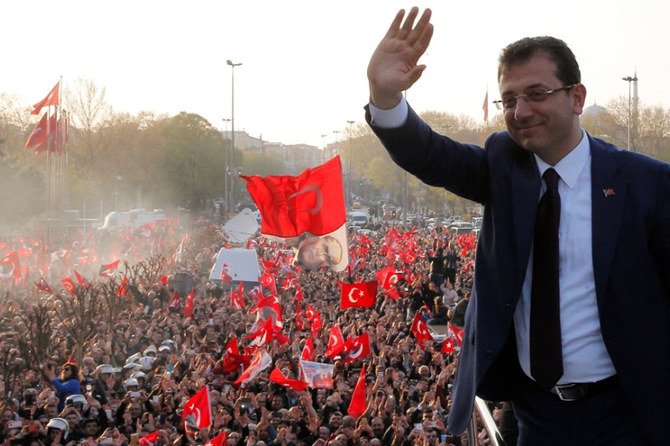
[498,36,581,86]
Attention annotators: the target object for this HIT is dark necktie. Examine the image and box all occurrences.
[530,167,563,389]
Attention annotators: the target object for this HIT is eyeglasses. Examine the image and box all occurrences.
[493,84,578,111]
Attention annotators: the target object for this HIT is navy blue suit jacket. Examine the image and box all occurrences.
[368,106,670,444]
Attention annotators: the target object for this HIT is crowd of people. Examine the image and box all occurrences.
[0,212,487,446]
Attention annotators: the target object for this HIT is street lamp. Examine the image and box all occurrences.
[346,120,354,208]
[227,59,242,212]
[622,74,638,151]
[222,118,231,212]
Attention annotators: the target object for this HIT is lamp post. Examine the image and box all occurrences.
[622,74,638,151]
[222,118,231,212]
[346,120,354,207]
[227,59,242,212]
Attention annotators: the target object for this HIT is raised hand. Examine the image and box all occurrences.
[367,7,433,109]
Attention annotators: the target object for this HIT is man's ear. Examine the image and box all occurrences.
[572,83,587,115]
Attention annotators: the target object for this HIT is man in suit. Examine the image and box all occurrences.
[365,7,670,446]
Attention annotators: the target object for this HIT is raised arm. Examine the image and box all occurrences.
[367,7,433,109]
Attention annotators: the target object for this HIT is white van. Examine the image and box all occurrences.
[348,211,369,226]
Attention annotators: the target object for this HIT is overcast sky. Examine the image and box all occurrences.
[3,0,667,148]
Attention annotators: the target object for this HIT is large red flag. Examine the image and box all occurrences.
[269,367,309,392]
[324,325,345,358]
[339,281,377,309]
[181,386,211,429]
[347,365,367,419]
[31,81,60,115]
[410,311,434,348]
[24,112,57,152]
[242,156,346,238]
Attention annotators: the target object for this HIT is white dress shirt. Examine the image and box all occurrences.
[515,133,616,383]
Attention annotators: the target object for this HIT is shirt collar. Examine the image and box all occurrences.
[534,130,590,189]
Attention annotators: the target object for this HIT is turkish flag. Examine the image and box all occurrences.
[184,289,195,318]
[206,431,227,446]
[301,337,315,361]
[61,277,77,297]
[377,267,405,291]
[222,338,249,372]
[242,156,346,238]
[269,367,309,391]
[169,290,180,309]
[99,259,120,278]
[410,311,434,348]
[34,277,53,293]
[25,112,57,152]
[219,263,232,285]
[0,251,21,281]
[246,317,289,347]
[234,349,272,385]
[347,365,367,419]
[448,322,465,346]
[342,333,371,364]
[259,272,278,296]
[74,270,89,288]
[339,281,377,309]
[31,81,60,115]
[441,337,456,354]
[181,386,211,429]
[230,281,246,310]
[324,325,345,358]
[139,432,159,446]
[117,276,129,297]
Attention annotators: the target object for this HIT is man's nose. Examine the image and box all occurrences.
[513,97,533,119]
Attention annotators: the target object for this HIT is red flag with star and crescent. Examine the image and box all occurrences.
[411,311,434,348]
[61,277,77,297]
[269,367,309,392]
[0,251,22,282]
[181,386,211,429]
[338,281,377,309]
[347,365,367,419]
[324,325,346,358]
[206,431,227,446]
[301,336,315,361]
[341,333,371,364]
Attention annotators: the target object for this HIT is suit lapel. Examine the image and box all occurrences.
[590,137,627,305]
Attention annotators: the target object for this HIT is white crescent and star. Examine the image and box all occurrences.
[0,263,14,279]
[348,287,364,303]
[329,334,339,346]
[348,341,364,359]
[287,184,323,215]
